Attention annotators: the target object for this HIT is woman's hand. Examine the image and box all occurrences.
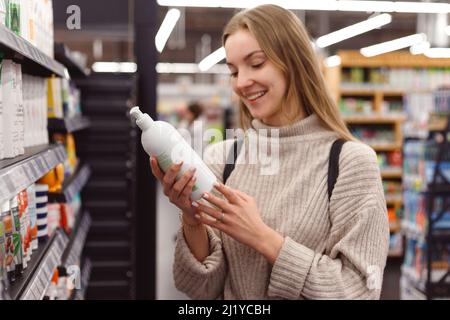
[149,156,199,222]
[192,183,284,264]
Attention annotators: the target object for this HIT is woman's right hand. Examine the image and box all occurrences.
[149,156,199,222]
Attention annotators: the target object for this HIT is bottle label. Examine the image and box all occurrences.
[157,152,198,192]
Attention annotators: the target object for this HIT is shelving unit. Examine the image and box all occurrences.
[48,164,91,203]
[54,43,89,79]
[47,115,91,134]
[7,230,69,300]
[60,211,92,270]
[0,24,66,78]
[0,145,67,205]
[325,53,450,272]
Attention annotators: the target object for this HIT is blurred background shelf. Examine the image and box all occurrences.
[48,116,91,134]
[48,164,92,203]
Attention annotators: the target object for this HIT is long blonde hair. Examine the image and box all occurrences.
[223,4,355,141]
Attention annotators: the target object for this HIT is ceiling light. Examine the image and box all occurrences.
[424,48,450,58]
[324,55,341,68]
[155,8,181,53]
[409,41,430,55]
[156,62,229,73]
[156,0,450,14]
[198,47,226,72]
[360,33,426,57]
[316,13,392,48]
[92,62,137,73]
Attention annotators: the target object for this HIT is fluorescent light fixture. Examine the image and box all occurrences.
[324,55,341,68]
[336,1,395,12]
[360,33,426,57]
[316,13,392,48]
[394,1,449,13]
[409,41,430,55]
[445,25,450,36]
[92,62,137,73]
[155,8,181,53]
[424,48,450,59]
[157,0,450,14]
[198,47,226,72]
[156,63,229,74]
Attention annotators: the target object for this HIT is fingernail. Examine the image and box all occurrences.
[194,214,200,219]
[192,177,197,183]
[202,193,209,199]
[213,181,220,187]
[189,167,197,173]
[191,201,199,207]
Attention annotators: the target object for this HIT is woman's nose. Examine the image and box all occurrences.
[236,72,254,90]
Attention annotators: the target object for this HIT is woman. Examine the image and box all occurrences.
[150,4,389,299]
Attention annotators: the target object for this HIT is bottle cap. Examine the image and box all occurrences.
[130,106,154,130]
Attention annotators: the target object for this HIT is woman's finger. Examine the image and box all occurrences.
[213,182,241,204]
[149,156,164,181]
[192,201,223,222]
[171,167,196,199]
[181,175,197,198]
[162,161,183,188]
[201,191,233,213]
[194,211,228,231]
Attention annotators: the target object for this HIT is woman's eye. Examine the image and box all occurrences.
[230,72,238,78]
[252,61,265,68]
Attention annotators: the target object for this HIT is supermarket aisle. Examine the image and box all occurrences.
[156,184,188,300]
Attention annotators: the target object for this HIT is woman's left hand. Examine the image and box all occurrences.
[192,182,284,264]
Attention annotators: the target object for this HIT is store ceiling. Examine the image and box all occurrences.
[52,1,444,67]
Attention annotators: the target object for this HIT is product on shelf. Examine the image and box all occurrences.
[0,205,6,282]
[10,196,23,276]
[1,59,24,159]
[3,0,54,58]
[1,201,15,283]
[35,183,49,243]
[51,133,78,176]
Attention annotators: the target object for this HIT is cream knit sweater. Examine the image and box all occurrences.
[173,114,390,300]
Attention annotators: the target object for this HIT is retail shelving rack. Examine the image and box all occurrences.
[401,87,450,299]
[324,50,450,299]
[75,73,137,299]
[0,24,74,299]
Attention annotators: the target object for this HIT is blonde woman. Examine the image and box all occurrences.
[150,4,389,299]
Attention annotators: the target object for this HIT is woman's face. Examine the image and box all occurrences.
[225,29,288,126]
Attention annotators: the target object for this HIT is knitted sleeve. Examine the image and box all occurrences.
[172,140,234,299]
[267,142,390,299]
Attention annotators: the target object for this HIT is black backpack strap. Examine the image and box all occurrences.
[223,139,243,184]
[328,139,346,201]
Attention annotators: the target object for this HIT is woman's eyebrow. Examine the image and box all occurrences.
[226,50,265,67]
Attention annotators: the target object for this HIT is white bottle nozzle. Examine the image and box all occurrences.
[130,106,143,121]
[130,106,154,130]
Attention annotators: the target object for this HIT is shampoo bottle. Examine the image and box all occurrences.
[130,106,217,201]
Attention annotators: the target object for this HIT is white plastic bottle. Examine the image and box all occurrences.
[130,106,217,201]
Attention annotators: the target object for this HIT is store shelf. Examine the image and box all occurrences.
[61,212,92,269]
[72,258,92,300]
[381,168,403,179]
[54,43,89,78]
[48,115,91,133]
[7,229,69,300]
[368,143,402,152]
[0,144,67,205]
[0,24,66,78]
[48,164,91,203]
[385,195,403,207]
[340,88,405,96]
[343,115,406,124]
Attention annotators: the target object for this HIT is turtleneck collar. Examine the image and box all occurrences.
[250,114,327,138]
